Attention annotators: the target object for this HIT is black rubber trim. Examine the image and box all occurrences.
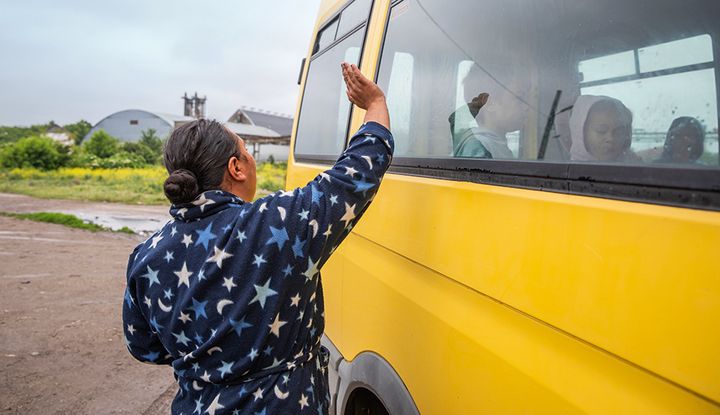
[389,160,720,211]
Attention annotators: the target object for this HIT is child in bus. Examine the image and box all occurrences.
[448,63,530,159]
[569,95,641,163]
[655,116,706,164]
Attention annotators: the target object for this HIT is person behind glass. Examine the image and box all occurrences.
[122,63,393,415]
[655,116,705,164]
[448,63,530,159]
[569,95,640,163]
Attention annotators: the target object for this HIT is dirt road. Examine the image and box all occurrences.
[0,205,176,413]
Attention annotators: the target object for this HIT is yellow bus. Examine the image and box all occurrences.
[287,0,720,413]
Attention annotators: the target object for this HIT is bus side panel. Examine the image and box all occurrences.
[349,173,720,402]
[335,233,719,414]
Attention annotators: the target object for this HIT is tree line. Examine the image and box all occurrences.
[0,122,164,170]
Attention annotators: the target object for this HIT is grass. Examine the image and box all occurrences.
[0,162,287,205]
[0,211,132,233]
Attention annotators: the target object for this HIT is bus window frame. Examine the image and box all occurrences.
[372,0,720,211]
[294,0,376,164]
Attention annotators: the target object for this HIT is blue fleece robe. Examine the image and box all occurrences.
[123,122,394,415]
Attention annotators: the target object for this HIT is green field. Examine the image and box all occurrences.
[0,162,287,205]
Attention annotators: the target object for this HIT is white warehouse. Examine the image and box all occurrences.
[84,109,194,142]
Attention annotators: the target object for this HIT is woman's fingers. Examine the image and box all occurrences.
[342,62,385,110]
[348,64,365,87]
[343,64,360,91]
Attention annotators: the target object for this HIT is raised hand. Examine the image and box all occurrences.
[341,62,390,130]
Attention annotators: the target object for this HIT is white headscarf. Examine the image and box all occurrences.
[569,95,631,161]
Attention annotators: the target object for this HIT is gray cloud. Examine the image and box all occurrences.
[0,1,322,126]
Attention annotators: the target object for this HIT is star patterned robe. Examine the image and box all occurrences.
[123,122,394,415]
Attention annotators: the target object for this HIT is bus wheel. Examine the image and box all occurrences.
[345,388,390,415]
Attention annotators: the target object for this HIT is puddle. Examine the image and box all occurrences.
[63,211,168,235]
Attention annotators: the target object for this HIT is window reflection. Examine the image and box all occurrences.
[375,0,719,168]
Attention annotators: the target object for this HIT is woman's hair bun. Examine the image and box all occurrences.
[163,169,199,204]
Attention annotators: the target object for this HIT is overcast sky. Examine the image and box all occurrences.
[0,1,322,126]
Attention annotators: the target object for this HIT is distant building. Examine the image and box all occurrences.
[46,122,73,146]
[228,106,293,162]
[84,110,194,142]
[228,107,293,137]
[86,99,294,161]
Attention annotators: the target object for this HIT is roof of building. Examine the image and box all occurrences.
[91,109,194,129]
[228,106,293,137]
[224,122,281,138]
[147,111,195,126]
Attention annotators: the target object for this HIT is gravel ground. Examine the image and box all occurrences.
[0,195,176,414]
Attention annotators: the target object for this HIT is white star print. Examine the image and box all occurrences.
[143,296,151,307]
[298,210,309,221]
[299,394,309,410]
[181,234,193,248]
[253,387,264,401]
[323,225,333,238]
[174,262,193,288]
[192,193,216,212]
[290,293,301,307]
[236,230,247,243]
[127,324,136,335]
[268,314,287,337]
[329,194,338,205]
[252,254,267,268]
[340,202,357,227]
[206,246,233,269]
[303,258,319,281]
[222,277,236,292]
[205,392,224,415]
[279,190,294,197]
[164,250,174,263]
[149,233,163,249]
[178,311,192,323]
[249,279,277,308]
[247,348,259,361]
[319,172,331,183]
[170,226,177,237]
[344,166,358,177]
[200,370,211,383]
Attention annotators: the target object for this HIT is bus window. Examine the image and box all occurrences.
[386,52,414,155]
[580,35,718,164]
[376,0,720,170]
[295,0,374,160]
[336,0,373,39]
[295,28,365,159]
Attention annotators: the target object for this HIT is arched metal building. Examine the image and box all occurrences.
[84,110,194,142]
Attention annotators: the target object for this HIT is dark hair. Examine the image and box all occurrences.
[163,119,241,204]
[661,116,705,162]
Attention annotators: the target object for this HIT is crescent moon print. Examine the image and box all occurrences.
[216,299,233,315]
[207,347,223,356]
[158,298,173,313]
[309,220,319,238]
[274,385,289,400]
